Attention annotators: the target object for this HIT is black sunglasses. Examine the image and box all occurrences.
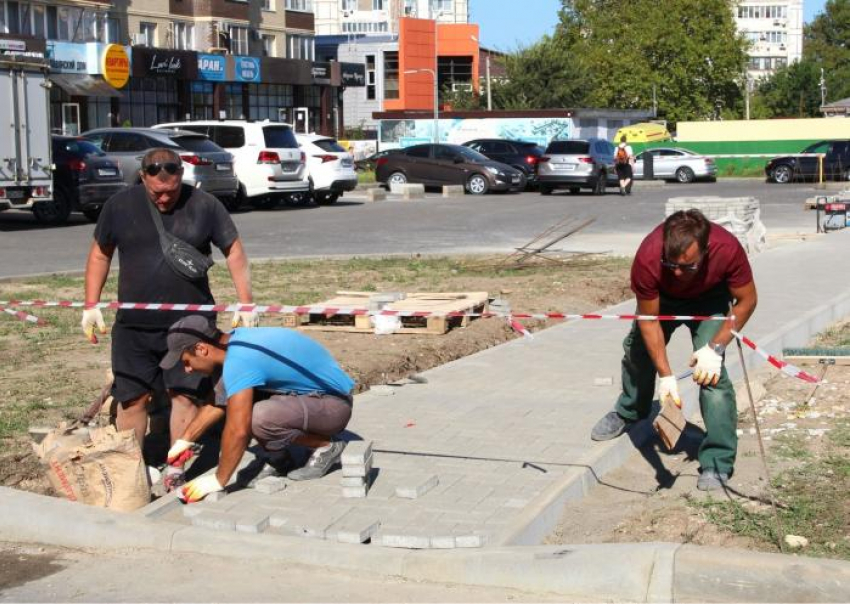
[143,162,182,177]
[660,257,701,273]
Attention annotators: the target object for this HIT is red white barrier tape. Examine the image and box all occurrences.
[0,300,731,322]
[732,330,820,384]
[0,305,44,326]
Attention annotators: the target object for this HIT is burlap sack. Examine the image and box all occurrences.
[33,424,150,511]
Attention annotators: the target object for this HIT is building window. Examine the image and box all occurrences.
[261,33,275,57]
[191,81,214,120]
[139,22,156,47]
[372,0,384,10]
[341,0,356,11]
[285,0,312,11]
[228,24,249,55]
[248,83,294,121]
[384,50,398,100]
[403,0,416,16]
[119,77,179,127]
[433,0,452,12]
[287,34,314,60]
[173,21,194,50]
[365,54,376,100]
[262,0,274,10]
[342,21,388,33]
[738,5,787,20]
[225,83,246,119]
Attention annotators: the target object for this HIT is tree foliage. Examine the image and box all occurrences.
[755,61,824,118]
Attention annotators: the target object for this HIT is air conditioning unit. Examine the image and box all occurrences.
[130,32,146,46]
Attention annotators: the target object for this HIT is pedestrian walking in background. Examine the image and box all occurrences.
[590,210,757,491]
[81,148,258,450]
[615,135,635,196]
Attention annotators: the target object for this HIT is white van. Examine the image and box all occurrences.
[154,120,309,208]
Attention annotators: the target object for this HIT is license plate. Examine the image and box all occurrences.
[341,158,353,167]
[98,168,117,176]
[281,162,300,172]
[512,175,520,183]
[6,189,25,199]
[554,164,575,171]
[215,163,231,172]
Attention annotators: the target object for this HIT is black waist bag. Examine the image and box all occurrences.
[147,201,214,282]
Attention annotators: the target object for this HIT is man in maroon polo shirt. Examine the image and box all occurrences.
[590,209,758,491]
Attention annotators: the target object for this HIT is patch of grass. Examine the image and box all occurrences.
[813,320,850,348]
[773,432,812,460]
[358,170,376,184]
[690,420,850,560]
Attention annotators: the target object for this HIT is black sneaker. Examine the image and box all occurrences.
[287,439,346,481]
[591,411,631,441]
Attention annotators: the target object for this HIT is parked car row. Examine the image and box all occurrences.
[765,140,850,184]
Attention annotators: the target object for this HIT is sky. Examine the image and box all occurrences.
[472,0,829,51]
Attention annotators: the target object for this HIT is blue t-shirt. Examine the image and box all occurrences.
[221,328,355,401]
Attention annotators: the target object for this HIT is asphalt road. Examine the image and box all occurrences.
[0,179,824,279]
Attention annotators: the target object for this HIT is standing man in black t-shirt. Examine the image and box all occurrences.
[82,147,257,448]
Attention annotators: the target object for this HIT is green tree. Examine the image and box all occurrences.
[556,0,749,123]
[755,61,823,117]
[803,0,850,104]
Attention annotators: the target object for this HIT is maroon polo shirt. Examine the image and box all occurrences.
[631,223,753,301]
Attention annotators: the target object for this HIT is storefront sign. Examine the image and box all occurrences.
[340,62,366,87]
[132,47,197,79]
[0,39,26,52]
[198,54,226,81]
[311,62,331,85]
[46,42,88,73]
[102,44,130,89]
[233,56,261,82]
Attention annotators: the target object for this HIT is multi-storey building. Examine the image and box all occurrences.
[0,0,364,135]
[733,0,804,79]
[314,0,467,36]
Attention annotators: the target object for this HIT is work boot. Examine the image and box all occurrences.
[591,411,631,441]
[287,438,346,481]
[696,469,729,491]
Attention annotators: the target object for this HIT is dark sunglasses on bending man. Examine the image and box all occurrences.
[143,162,182,177]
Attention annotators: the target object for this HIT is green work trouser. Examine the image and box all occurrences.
[614,293,738,476]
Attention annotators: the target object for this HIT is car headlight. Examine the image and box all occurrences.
[485,166,502,176]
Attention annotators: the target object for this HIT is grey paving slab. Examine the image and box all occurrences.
[138,231,850,549]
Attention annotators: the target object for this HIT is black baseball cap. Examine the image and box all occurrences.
[159,315,222,369]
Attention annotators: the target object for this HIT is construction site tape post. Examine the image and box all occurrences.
[0,301,820,384]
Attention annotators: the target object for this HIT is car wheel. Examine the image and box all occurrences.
[253,196,279,210]
[284,191,313,206]
[843,169,850,182]
[593,172,606,196]
[771,164,793,184]
[675,167,695,183]
[315,192,339,205]
[539,185,553,196]
[387,172,407,187]
[467,174,489,195]
[82,207,101,222]
[32,188,72,225]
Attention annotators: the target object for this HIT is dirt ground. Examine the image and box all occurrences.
[546,320,850,561]
[0,254,631,496]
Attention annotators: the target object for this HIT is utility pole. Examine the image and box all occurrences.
[486,55,492,111]
[652,85,657,118]
[819,67,827,109]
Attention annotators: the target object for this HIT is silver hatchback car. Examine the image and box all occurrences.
[82,128,240,209]
[633,147,718,183]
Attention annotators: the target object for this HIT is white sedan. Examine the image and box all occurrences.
[634,147,718,183]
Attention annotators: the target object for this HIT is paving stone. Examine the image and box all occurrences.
[341,440,373,465]
[235,511,271,533]
[429,534,457,549]
[395,474,439,499]
[205,491,225,503]
[340,476,367,488]
[191,510,236,531]
[254,476,287,494]
[269,512,291,529]
[286,510,350,540]
[341,455,373,477]
[342,485,369,498]
[455,532,488,548]
[181,505,205,518]
[328,511,382,544]
[379,531,431,549]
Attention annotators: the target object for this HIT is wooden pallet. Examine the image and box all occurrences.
[290,292,489,335]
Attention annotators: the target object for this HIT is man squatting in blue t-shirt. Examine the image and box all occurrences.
[158,315,356,504]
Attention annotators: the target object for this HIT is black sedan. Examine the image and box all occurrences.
[375,144,526,195]
[46,136,127,224]
[462,139,546,186]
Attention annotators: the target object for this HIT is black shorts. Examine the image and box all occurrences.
[616,163,633,179]
[111,322,213,404]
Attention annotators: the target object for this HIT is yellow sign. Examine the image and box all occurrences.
[102,44,130,89]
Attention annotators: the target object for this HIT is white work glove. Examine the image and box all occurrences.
[689,344,723,387]
[231,309,259,328]
[658,375,682,409]
[166,439,196,468]
[179,474,223,504]
[81,307,107,344]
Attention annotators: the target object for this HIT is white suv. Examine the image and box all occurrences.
[296,133,358,205]
[154,120,308,209]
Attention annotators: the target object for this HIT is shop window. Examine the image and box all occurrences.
[191,81,214,120]
[249,83,294,121]
[366,54,376,100]
[119,78,179,127]
[225,83,246,119]
[383,51,399,100]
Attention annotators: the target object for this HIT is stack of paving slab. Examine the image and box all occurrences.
[341,440,373,498]
[666,196,766,253]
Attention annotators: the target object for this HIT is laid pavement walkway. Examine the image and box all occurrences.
[136,229,850,551]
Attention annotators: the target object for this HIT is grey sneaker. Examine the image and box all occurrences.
[697,469,729,491]
[287,439,346,481]
[591,411,631,441]
[237,450,293,488]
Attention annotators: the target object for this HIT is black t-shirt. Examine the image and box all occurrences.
[94,184,239,328]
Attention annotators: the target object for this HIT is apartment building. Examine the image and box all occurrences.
[314,0,467,36]
[0,0,361,135]
[733,0,804,79]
